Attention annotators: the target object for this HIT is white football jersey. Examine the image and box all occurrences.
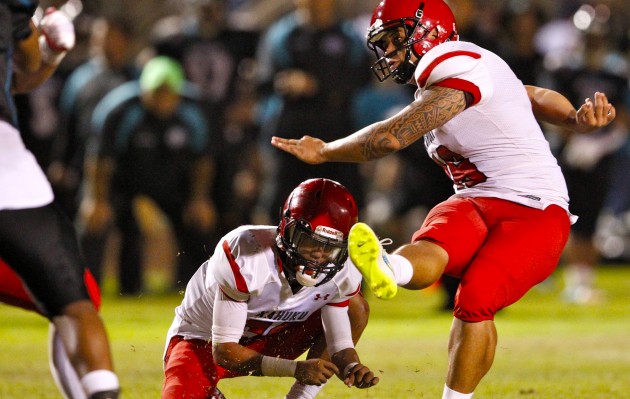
[414,41,573,219]
[0,121,54,210]
[166,225,362,342]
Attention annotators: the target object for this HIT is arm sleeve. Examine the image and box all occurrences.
[212,289,248,344]
[321,304,354,355]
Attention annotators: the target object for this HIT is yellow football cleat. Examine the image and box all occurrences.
[348,222,397,300]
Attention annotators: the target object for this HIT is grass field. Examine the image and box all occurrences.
[1,265,629,398]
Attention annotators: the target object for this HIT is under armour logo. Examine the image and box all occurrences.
[314,294,330,301]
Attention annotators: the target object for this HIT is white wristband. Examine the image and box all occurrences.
[261,356,297,377]
[343,362,359,378]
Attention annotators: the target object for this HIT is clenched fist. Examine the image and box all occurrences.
[38,7,75,63]
[40,7,75,50]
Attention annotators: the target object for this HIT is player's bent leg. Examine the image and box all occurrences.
[349,223,397,299]
[54,301,120,399]
[0,256,101,314]
[446,318,497,394]
[163,336,225,399]
[49,325,88,399]
[1,256,112,399]
[0,204,120,398]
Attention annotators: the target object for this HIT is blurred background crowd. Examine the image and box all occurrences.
[21,0,630,306]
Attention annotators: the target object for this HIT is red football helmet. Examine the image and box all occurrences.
[367,0,459,83]
[277,178,358,287]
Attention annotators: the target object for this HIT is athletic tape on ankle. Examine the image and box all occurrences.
[261,356,297,377]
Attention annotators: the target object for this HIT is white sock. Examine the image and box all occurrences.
[442,384,473,399]
[285,381,324,399]
[387,254,414,286]
[81,370,119,397]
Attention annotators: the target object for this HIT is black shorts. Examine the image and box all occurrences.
[562,156,612,238]
[0,203,89,317]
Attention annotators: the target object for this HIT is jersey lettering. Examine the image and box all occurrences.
[432,145,487,189]
[253,310,309,321]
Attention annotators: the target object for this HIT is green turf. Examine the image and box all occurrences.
[1,265,629,398]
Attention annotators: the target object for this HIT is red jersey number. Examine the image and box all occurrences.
[432,145,487,189]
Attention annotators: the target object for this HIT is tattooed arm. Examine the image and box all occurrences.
[271,86,467,164]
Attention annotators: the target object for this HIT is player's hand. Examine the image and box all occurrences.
[294,359,339,386]
[342,362,379,389]
[39,7,75,52]
[271,135,327,164]
[574,92,616,134]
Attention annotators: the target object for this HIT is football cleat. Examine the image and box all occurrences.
[348,222,397,299]
[88,390,120,399]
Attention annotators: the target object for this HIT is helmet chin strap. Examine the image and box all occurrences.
[277,250,304,293]
[387,13,430,85]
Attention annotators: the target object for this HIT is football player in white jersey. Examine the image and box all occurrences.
[270,1,616,398]
[162,178,378,399]
[0,4,120,399]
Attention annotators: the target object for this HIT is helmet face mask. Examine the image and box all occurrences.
[281,220,347,287]
[277,179,358,288]
[366,0,458,84]
[367,22,429,84]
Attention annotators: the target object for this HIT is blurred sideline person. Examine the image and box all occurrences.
[547,24,630,304]
[255,0,371,222]
[53,12,138,219]
[162,179,378,399]
[80,56,217,293]
[149,0,262,234]
[271,0,616,398]
[0,3,119,399]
